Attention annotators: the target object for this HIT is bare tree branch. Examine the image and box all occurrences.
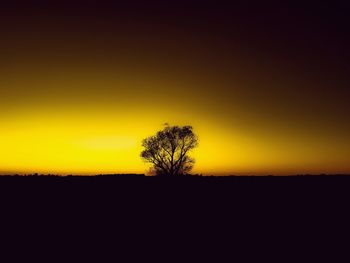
[140,125,198,176]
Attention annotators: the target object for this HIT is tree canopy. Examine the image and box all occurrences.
[141,125,198,176]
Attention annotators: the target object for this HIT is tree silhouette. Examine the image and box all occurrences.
[141,125,198,176]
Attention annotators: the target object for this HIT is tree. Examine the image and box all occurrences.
[141,125,198,176]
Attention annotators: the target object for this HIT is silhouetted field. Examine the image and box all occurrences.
[1,172,349,217]
[1,173,146,177]
[1,173,349,177]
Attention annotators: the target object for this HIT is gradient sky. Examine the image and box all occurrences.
[0,0,349,175]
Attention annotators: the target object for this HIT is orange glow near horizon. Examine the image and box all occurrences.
[1,2,349,175]
[1,66,349,175]
[1,104,349,175]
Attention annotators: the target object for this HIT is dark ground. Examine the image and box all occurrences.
[1,171,348,258]
[1,173,349,198]
[1,173,350,176]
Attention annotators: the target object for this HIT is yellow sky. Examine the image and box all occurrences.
[1,3,349,175]
[1,66,349,175]
[1,102,349,175]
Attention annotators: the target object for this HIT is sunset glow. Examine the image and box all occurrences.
[1,104,349,175]
[0,1,349,175]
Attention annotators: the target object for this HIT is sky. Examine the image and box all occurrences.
[0,0,349,175]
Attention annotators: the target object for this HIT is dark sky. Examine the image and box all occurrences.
[0,0,349,174]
